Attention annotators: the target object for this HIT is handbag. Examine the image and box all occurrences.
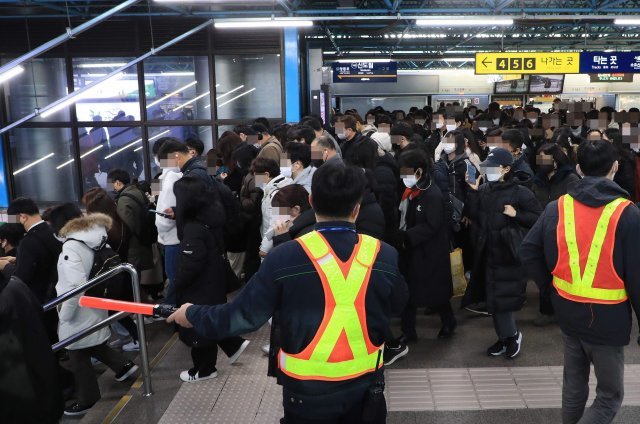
[224,255,242,294]
[450,247,467,297]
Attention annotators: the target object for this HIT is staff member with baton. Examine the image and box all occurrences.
[168,164,408,424]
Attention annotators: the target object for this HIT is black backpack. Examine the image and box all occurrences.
[120,190,158,247]
[65,238,131,300]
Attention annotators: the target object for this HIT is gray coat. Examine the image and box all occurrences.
[116,185,153,271]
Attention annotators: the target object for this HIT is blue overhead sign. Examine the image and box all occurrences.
[579,52,640,74]
[332,62,397,83]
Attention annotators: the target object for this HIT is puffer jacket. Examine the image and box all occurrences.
[55,214,113,350]
[260,174,293,238]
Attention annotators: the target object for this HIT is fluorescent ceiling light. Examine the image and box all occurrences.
[416,17,513,26]
[216,85,245,100]
[146,81,198,109]
[215,20,313,29]
[336,59,391,63]
[160,71,195,76]
[615,19,640,25]
[13,152,54,175]
[78,63,126,68]
[218,88,256,107]
[442,58,476,62]
[0,65,24,84]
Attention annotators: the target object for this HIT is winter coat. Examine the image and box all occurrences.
[156,168,182,246]
[614,150,636,202]
[175,210,227,347]
[55,214,113,350]
[260,174,293,239]
[357,189,386,240]
[521,177,640,346]
[463,181,542,313]
[0,277,63,424]
[180,156,211,186]
[115,185,153,271]
[445,153,477,205]
[508,155,534,188]
[403,181,453,307]
[257,136,284,164]
[11,221,61,304]
[292,166,315,193]
[374,153,400,240]
[532,166,580,208]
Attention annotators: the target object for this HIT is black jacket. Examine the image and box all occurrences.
[520,177,640,346]
[0,277,63,423]
[445,153,477,205]
[186,222,408,397]
[180,156,211,186]
[175,208,227,347]
[373,153,400,240]
[272,209,317,247]
[13,222,61,303]
[463,181,542,313]
[532,166,580,208]
[402,181,453,307]
[340,133,369,159]
[508,155,534,188]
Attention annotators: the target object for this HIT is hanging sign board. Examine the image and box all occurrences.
[332,62,397,83]
[580,52,640,73]
[589,73,634,82]
[475,52,580,74]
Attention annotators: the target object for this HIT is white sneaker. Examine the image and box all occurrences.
[109,336,132,349]
[229,339,250,364]
[261,344,270,355]
[179,370,218,383]
[122,340,140,352]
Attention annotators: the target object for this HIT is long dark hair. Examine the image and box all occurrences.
[173,176,225,241]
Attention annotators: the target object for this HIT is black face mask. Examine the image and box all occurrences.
[537,164,555,175]
[311,159,324,168]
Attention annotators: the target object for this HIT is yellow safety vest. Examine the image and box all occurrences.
[552,195,630,304]
[278,230,383,381]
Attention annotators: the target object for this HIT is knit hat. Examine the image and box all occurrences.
[370,131,392,152]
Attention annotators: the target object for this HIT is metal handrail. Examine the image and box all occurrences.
[44,262,153,396]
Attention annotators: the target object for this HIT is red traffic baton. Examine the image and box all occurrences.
[79,296,177,318]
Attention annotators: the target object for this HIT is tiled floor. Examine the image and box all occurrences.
[386,365,640,412]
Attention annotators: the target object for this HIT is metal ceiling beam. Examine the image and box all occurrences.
[276,0,293,14]
[0,18,214,135]
[495,0,518,12]
[0,0,140,77]
[29,0,83,16]
[599,0,630,10]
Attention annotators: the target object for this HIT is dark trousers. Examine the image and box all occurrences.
[401,300,455,339]
[493,312,517,339]
[190,345,217,376]
[539,284,555,316]
[68,342,128,406]
[281,388,385,424]
[561,333,624,424]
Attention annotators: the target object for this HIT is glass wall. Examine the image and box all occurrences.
[2,52,283,205]
[9,127,79,203]
[214,54,282,120]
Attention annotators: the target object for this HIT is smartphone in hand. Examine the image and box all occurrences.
[149,209,172,219]
[465,162,477,186]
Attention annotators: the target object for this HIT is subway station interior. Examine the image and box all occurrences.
[3,1,640,424]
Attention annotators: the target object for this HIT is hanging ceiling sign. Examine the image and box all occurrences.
[332,62,398,83]
[580,52,640,74]
[475,52,580,74]
[589,73,634,82]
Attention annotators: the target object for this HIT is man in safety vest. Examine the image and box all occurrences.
[521,139,640,424]
[168,164,408,423]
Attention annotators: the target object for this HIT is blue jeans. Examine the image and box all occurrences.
[163,244,180,305]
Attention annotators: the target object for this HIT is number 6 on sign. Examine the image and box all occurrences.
[525,58,536,70]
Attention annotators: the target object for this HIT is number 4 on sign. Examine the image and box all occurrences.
[497,58,508,70]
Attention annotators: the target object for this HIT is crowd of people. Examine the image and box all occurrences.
[3,98,640,423]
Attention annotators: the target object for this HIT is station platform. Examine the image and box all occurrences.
[65,284,640,424]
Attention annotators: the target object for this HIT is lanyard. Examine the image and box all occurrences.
[316,226,357,234]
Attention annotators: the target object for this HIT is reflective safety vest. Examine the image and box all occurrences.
[278,230,383,381]
[552,194,631,304]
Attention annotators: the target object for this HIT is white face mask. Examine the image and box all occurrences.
[402,176,417,188]
[468,113,475,119]
[492,118,500,125]
[485,172,502,182]
[465,147,472,156]
[337,132,347,140]
[479,127,488,133]
[571,127,582,136]
[529,118,537,124]
[442,143,456,154]
[280,167,292,178]
[435,122,444,129]
[446,124,457,132]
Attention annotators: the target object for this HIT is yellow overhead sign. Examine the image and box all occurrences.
[475,52,580,74]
